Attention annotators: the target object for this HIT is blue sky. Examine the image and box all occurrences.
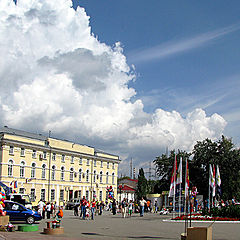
[1,0,239,175]
[75,0,240,145]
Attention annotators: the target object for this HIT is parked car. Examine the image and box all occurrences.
[4,200,42,224]
[66,198,81,210]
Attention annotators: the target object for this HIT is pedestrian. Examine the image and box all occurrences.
[82,196,87,220]
[154,200,158,213]
[37,199,45,218]
[46,202,51,219]
[112,198,117,215]
[74,203,79,216]
[128,200,133,217]
[121,198,127,218]
[139,197,146,217]
[99,201,104,215]
[91,198,96,220]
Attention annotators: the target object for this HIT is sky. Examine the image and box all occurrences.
[1,0,240,176]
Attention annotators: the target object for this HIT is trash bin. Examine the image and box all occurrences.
[187,226,212,240]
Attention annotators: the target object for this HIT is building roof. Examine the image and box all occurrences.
[0,126,47,141]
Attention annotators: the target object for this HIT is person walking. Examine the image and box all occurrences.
[121,198,127,218]
[112,199,117,215]
[46,202,52,219]
[128,200,133,217]
[91,198,96,220]
[139,197,146,217]
[37,199,45,218]
[82,197,87,220]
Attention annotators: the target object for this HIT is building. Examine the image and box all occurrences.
[118,178,138,202]
[0,126,120,206]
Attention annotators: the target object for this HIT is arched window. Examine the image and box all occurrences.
[8,160,13,177]
[20,161,25,178]
[61,166,65,181]
[112,173,115,185]
[93,170,96,183]
[42,164,46,179]
[79,169,82,182]
[100,171,103,183]
[70,168,74,181]
[51,165,56,180]
[86,170,89,182]
[31,163,36,178]
[106,172,109,184]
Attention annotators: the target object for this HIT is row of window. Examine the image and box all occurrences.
[8,146,115,169]
[21,188,104,202]
[7,160,115,184]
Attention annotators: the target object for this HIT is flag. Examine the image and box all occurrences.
[176,157,182,185]
[209,164,214,187]
[184,159,189,198]
[168,155,178,197]
[10,181,13,186]
[14,181,17,188]
[212,165,216,197]
[176,157,182,197]
[216,165,222,196]
[216,165,221,187]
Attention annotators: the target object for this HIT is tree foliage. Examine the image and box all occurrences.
[136,168,148,199]
[153,150,191,193]
[191,136,240,200]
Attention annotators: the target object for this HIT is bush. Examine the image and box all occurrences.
[206,205,240,218]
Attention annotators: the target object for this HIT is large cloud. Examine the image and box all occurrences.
[0,0,227,174]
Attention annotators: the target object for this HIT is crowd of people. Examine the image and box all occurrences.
[37,197,160,221]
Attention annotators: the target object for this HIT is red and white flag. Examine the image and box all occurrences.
[168,155,177,197]
[184,159,189,198]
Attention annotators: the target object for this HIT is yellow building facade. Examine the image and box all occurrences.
[0,127,120,206]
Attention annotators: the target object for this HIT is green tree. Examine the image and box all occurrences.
[191,136,240,200]
[136,168,148,199]
[154,150,191,193]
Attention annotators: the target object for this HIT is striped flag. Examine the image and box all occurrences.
[185,159,189,198]
[216,165,221,187]
[168,155,177,197]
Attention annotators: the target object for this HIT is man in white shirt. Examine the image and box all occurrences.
[38,199,45,217]
[139,197,146,217]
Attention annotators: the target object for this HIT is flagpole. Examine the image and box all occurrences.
[173,154,176,215]
[208,164,211,212]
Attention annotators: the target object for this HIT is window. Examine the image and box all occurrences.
[112,173,115,185]
[79,158,82,165]
[78,190,82,199]
[51,189,55,202]
[87,159,90,166]
[100,171,103,183]
[94,160,97,167]
[30,189,35,201]
[101,161,103,168]
[60,190,64,201]
[32,150,36,158]
[43,151,47,159]
[99,191,102,201]
[70,168,74,181]
[41,189,46,201]
[86,170,89,182]
[9,146,14,155]
[51,165,56,180]
[71,156,74,164]
[93,170,96,183]
[8,160,13,177]
[20,161,25,178]
[106,172,109,184]
[20,148,25,156]
[107,162,109,169]
[61,155,65,162]
[19,188,25,194]
[78,169,82,182]
[31,163,36,178]
[52,153,56,161]
[86,190,89,201]
[112,163,115,170]
[42,164,46,179]
[61,166,65,181]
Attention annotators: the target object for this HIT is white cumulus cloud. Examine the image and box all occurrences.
[0,0,227,174]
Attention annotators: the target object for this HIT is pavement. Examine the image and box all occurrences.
[0,210,240,240]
